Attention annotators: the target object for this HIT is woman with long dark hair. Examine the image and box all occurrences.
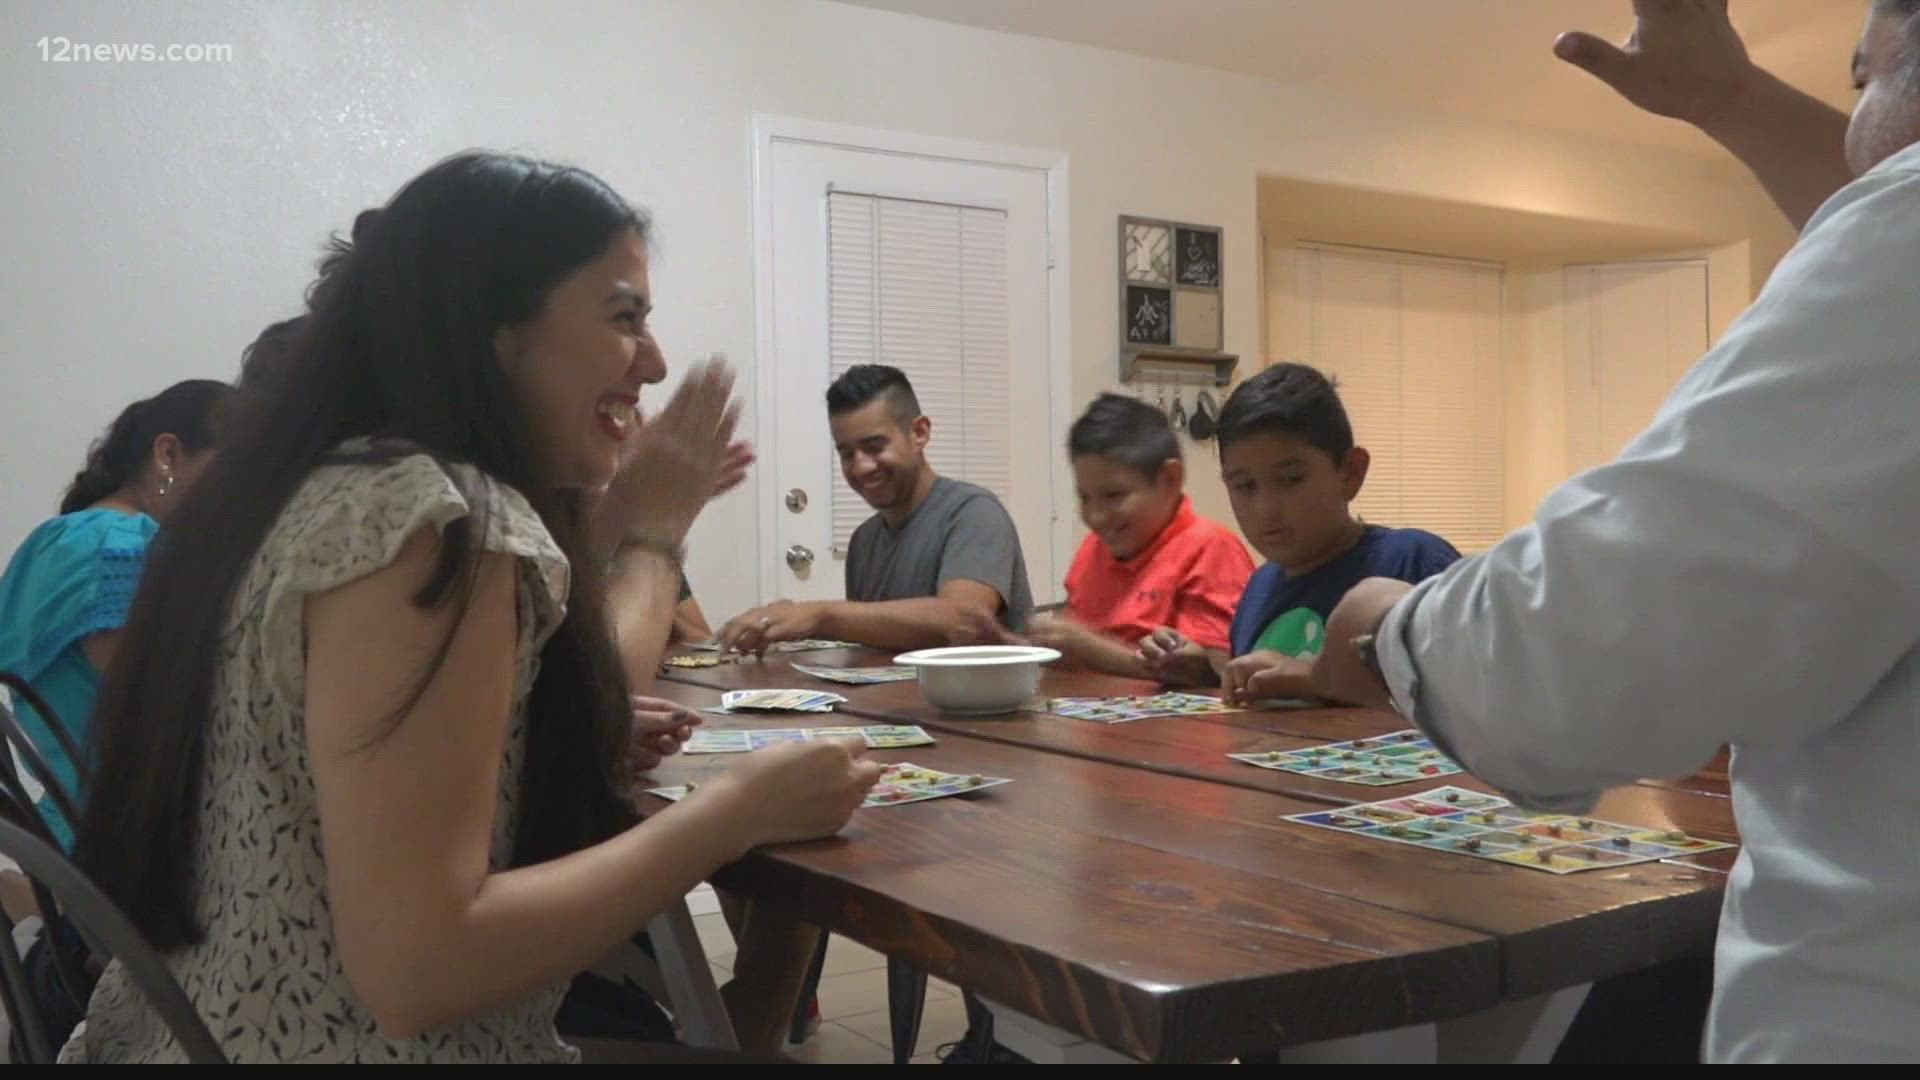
[62,151,881,1063]
[0,378,230,847]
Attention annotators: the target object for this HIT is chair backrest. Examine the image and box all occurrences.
[0,677,84,833]
[0,673,87,791]
[0,676,100,1017]
[0,771,98,1060]
[0,819,226,1063]
[0,895,54,1062]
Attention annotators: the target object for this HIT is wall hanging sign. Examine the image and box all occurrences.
[1118,214,1236,386]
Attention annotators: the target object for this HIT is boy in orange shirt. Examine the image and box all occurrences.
[1019,393,1254,677]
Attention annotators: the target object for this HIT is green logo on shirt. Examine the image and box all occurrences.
[1253,606,1324,660]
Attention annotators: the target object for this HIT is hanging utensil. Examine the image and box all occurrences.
[1189,389,1219,441]
[1170,382,1189,434]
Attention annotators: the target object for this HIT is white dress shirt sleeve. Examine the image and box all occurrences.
[1375,153,1920,812]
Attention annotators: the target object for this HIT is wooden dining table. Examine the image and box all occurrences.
[644,646,1738,1063]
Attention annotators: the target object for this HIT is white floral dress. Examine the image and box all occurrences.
[62,447,581,1063]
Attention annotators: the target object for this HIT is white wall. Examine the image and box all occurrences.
[1,0,1776,617]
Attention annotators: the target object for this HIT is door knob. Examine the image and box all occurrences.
[785,544,815,571]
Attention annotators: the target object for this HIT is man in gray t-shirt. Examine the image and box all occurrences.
[845,474,1033,630]
[718,364,1034,652]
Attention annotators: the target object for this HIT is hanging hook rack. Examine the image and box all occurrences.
[1121,353,1233,387]
[1119,347,1237,388]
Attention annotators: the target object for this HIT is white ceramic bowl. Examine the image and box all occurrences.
[892,645,1062,716]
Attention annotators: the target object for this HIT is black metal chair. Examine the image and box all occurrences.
[0,689,100,1053]
[0,817,226,1063]
[1,681,218,1062]
[0,674,87,783]
[0,673,88,835]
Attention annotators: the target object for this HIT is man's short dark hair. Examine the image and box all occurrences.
[1214,362,1354,462]
[826,363,921,423]
[1067,393,1181,478]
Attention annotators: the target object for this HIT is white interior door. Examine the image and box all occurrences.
[757,129,1058,604]
[1563,260,1709,474]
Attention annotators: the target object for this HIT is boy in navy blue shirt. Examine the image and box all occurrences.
[1140,362,1459,703]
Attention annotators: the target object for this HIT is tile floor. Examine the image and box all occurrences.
[693,910,967,1064]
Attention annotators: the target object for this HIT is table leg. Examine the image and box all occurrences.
[979,997,1141,1064]
[887,958,928,1064]
[645,899,741,1052]
[1436,983,1590,1064]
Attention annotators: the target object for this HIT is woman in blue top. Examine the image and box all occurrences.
[0,378,231,847]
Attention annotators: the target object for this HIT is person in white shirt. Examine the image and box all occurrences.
[1315,0,1920,1064]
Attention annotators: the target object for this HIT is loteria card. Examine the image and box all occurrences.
[645,759,1007,810]
[861,762,1011,807]
[717,689,848,714]
[1047,692,1238,724]
[1230,729,1463,786]
[682,639,859,655]
[682,724,935,754]
[1285,785,1736,874]
[791,663,919,685]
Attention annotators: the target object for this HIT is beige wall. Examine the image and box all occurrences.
[1263,204,1757,532]
[1,0,1783,609]
[1504,241,1755,527]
